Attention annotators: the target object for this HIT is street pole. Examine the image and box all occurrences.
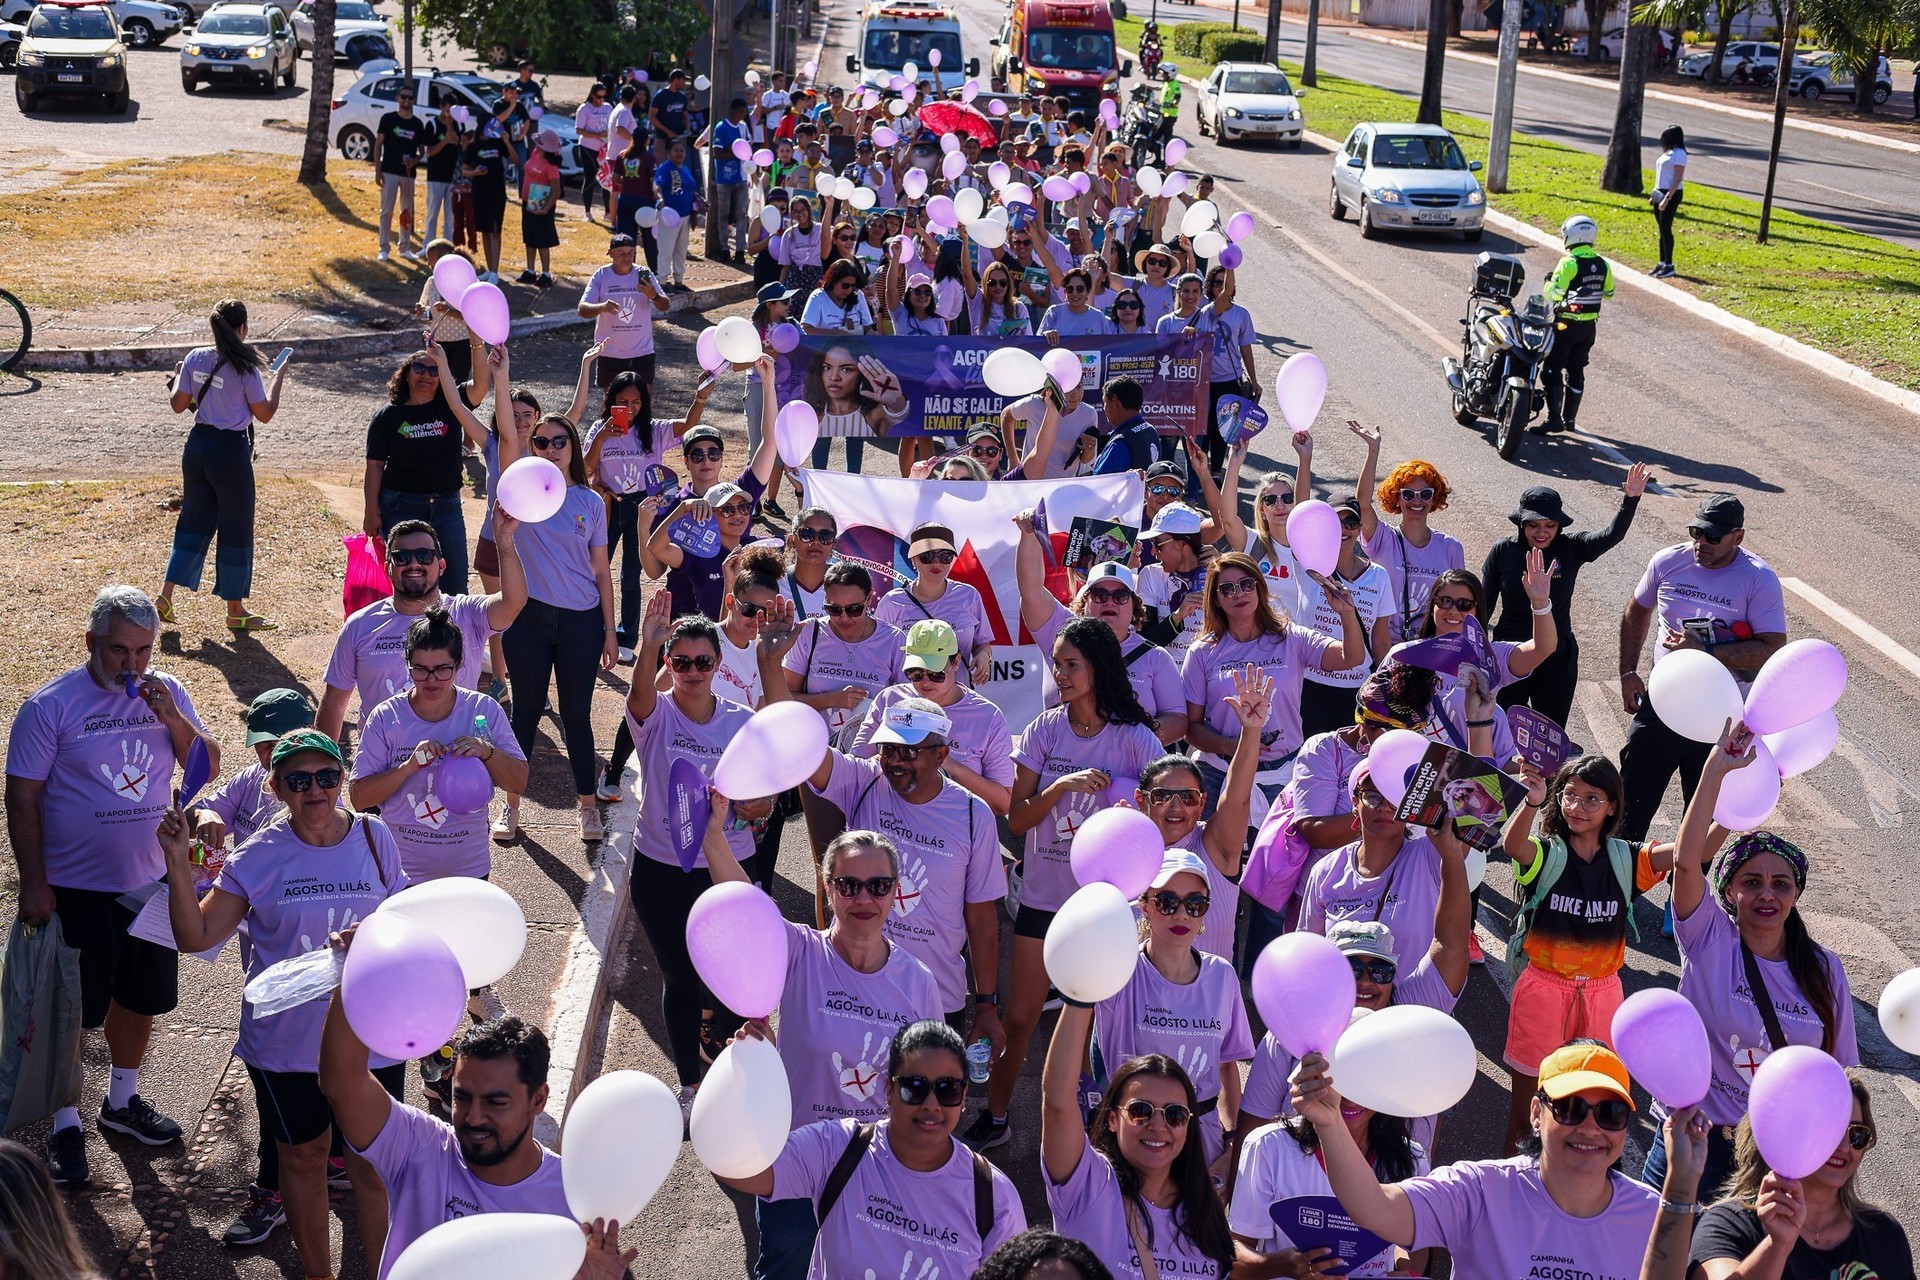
[1756,0,1797,243]
[1486,0,1521,190]
[1262,0,1280,64]
[1232,0,1240,31]
[707,0,731,255]
[402,0,412,78]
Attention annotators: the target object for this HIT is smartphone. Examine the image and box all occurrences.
[1682,617,1716,647]
[609,403,633,431]
[269,347,293,374]
[695,372,720,395]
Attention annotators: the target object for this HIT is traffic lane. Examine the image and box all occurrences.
[1284,25,1920,251]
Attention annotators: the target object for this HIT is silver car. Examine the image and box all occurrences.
[180,1,295,90]
[1329,122,1485,242]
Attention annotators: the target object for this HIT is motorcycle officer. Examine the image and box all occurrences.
[1534,214,1614,434]
[1159,65,1183,132]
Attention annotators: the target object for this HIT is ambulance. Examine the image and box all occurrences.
[990,0,1128,116]
[845,0,978,94]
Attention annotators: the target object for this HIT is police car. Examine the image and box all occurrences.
[14,0,132,112]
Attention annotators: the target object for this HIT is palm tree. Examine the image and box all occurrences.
[1601,22,1661,190]
[1417,0,1448,122]
[299,0,339,184]
[1798,0,1915,116]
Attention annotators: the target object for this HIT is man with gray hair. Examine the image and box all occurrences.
[5,585,220,1184]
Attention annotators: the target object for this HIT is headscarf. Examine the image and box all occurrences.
[1356,660,1437,731]
[1708,831,1809,917]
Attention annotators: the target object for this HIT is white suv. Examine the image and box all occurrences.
[180,0,291,89]
[330,67,582,186]
[0,0,178,45]
[290,0,389,63]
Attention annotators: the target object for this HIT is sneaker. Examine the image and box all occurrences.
[221,1183,285,1246]
[326,1156,350,1189]
[595,766,624,804]
[580,807,605,842]
[959,1111,1011,1152]
[761,496,787,520]
[698,1015,725,1065]
[478,270,500,284]
[376,249,391,262]
[98,1095,182,1146]
[677,1085,698,1126]
[467,986,507,1023]
[537,273,554,288]
[617,645,636,664]
[45,1125,88,1185]
[1467,934,1486,967]
[517,269,538,284]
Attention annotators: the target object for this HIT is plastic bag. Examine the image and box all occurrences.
[245,947,346,1019]
[343,533,392,619]
[0,917,83,1134]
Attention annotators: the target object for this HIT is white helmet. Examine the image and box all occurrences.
[1561,215,1598,247]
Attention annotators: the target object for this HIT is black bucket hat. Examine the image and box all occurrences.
[1509,486,1570,528]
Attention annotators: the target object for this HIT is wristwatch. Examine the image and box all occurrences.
[974,992,1001,1009]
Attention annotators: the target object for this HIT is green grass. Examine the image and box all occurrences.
[1277,64,1920,390]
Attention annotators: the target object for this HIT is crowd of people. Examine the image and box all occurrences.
[3,46,1907,1280]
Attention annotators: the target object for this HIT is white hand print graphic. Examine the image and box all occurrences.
[1174,1043,1212,1083]
[100,739,156,803]
[614,458,644,492]
[833,1031,885,1101]
[890,856,927,919]
[863,1253,941,1280]
[412,785,451,830]
[381,676,402,699]
[299,906,361,953]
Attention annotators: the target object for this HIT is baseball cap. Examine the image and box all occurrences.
[1083,561,1137,593]
[1537,1043,1635,1107]
[1149,849,1210,889]
[1689,493,1745,539]
[964,422,1001,446]
[705,481,749,508]
[1328,919,1398,965]
[682,424,723,449]
[901,619,959,671]
[907,522,957,559]
[270,727,344,769]
[246,689,315,746]
[906,271,934,289]
[1329,492,1363,518]
[870,698,954,745]
[1143,461,1183,485]
[1143,503,1205,540]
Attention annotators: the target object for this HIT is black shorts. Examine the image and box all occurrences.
[1012,902,1057,941]
[598,353,656,389]
[247,1063,407,1148]
[53,884,179,1027]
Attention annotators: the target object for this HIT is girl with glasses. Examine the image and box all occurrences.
[855,213,890,271]
[1041,1005,1236,1277]
[1196,431,1315,618]
[712,546,788,711]
[1039,267,1118,341]
[720,1017,1025,1277]
[1107,286,1148,334]
[1110,241,1186,327]
[969,620,1162,1154]
[780,506,837,618]
[1350,422,1465,644]
[960,257,1034,339]
[874,522,993,686]
[851,620,1015,816]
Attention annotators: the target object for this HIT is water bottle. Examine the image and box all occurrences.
[967,1037,992,1084]
[473,713,492,745]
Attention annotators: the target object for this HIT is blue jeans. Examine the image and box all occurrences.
[377,488,468,595]
[606,494,643,644]
[754,1195,818,1280]
[1640,1118,1736,1200]
[166,424,255,600]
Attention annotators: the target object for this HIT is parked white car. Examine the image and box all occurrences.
[1329,121,1485,241]
[330,66,581,186]
[1570,26,1672,59]
[0,0,179,45]
[289,0,389,63]
[1195,61,1303,147]
[1676,39,1780,77]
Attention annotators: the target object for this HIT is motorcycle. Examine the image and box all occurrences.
[1443,252,1557,461]
[1139,38,1163,79]
[1122,86,1166,168]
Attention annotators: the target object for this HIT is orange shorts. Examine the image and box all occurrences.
[1503,965,1624,1078]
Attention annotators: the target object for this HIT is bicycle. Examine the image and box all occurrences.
[0,287,30,373]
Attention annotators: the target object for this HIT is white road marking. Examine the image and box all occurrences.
[1781,577,1920,682]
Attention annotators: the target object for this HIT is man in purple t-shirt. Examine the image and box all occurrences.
[1617,494,1786,841]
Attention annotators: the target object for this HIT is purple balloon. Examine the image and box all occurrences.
[987,99,1007,116]
[686,881,789,1018]
[1713,737,1781,830]
[668,758,710,872]
[767,321,800,354]
[925,194,957,228]
[437,755,493,817]
[1744,638,1847,735]
[1750,1046,1853,1179]
[1069,171,1091,195]
[1611,988,1710,1109]
[731,138,753,161]
[1763,709,1838,778]
[1286,499,1342,577]
[1067,807,1163,899]
[1103,774,1140,809]
[696,327,725,374]
[458,280,511,345]
[1226,210,1257,243]
[1273,350,1328,434]
[342,913,466,1060]
[752,147,774,167]
[1252,933,1356,1058]
[658,206,682,229]
[1218,244,1244,270]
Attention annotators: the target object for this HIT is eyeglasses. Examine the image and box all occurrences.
[822,602,867,618]
[1355,788,1393,811]
[1261,491,1296,507]
[1398,487,1436,503]
[1431,593,1477,613]
[1145,786,1202,807]
[878,742,935,760]
[388,547,439,566]
[1541,1094,1632,1132]
[408,662,457,682]
[669,654,718,672]
[282,767,344,793]
[1087,586,1133,605]
[1558,790,1611,810]
[916,550,957,565]
[531,434,571,451]
[829,874,897,900]
[795,526,837,544]
[1215,578,1259,598]
[1146,482,1182,497]
[716,501,753,519]
[906,667,950,684]
[1120,1099,1192,1128]
[685,446,724,462]
[893,1074,967,1107]
[1147,890,1210,918]
[1349,956,1398,984]
[1847,1123,1877,1151]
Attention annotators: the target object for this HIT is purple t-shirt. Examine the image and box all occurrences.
[583,415,677,495]
[198,761,281,848]
[355,1101,569,1280]
[178,344,267,431]
[872,581,991,680]
[1180,628,1336,767]
[1633,544,1787,687]
[1299,836,1443,977]
[1046,1136,1226,1280]
[783,619,907,748]
[1300,562,1391,690]
[5,665,207,892]
[665,469,767,620]
[1032,602,1184,720]
[813,753,1004,1012]
[851,684,1015,787]
[515,485,607,612]
[214,814,407,1072]
[353,688,522,882]
[580,262,657,359]
[769,1119,1026,1279]
[1670,895,1858,1126]
[1403,1157,1659,1280]
[777,921,940,1129]
[627,695,757,869]
[1362,525,1466,644]
[324,594,494,714]
[1011,709,1162,913]
[1286,730,1365,821]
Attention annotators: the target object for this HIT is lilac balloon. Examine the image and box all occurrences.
[925,194,957,228]
[1713,737,1781,830]
[1069,171,1090,195]
[774,401,820,470]
[903,168,929,200]
[901,84,918,104]
[1366,729,1432,807]
[433,252,477,306]
[713,701,829,799]
[686,882,789,1019]
[1252,933,1356,1058]
[658,206,682,229]
[1160,171,1187,198]
[893,234,917,264]
[696,326,725,374]
[1611,988,1710,1109]
[1067,807,1163,899]
[1218,244,1244,270]
[342,913,466,1059]
[1749,1046,1853,1179]
[1164,138,1188,166]
[752,147,774,167]
[961,78,980,102]
[767,321,800,354]
[495,457,566,523]
[873,125,899,147]
[1041,175,1077,202]
[1286,499,1341,577]
[1226,210,1257,243]
[888,74,907,91]
[988,160,1011,189]
[942,150,968,180]
[1744,639,1847,735]
[458,280,510,345]
[928,46,941,67]
[1103,774,1140,809]
[940,131,962,153]
[436,755,493,816]
[731,138,753,161]
[1763,709,1838,778]
[1273,351,1328,433]
[987,99,1007,116]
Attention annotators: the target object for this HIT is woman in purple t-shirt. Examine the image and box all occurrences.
[1298,759,1445,979]
[1352,424,1466,645]
[873,521,994,687]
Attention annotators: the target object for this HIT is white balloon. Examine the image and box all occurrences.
[902,60,918,81]
[850,186,877,211]
[633,206,659,229]
[1879,968,1920,1054]
[387,1213,585,1280]
[562,1071,681,1223]
[1044,883,1140,1004]
[1136,165,1162,197]
[985,204,1008,224]
[694,74,711,91]
[1329,1005,1477,1118]
[830,176,852,200]
[1041,346,1082,389]
[980,347,1047,397]
[714,316,763,365]
[375,878,526,988]
[953,187,984,223]
[940,132,962,153]
[1647,649,1746,745]
[815,171,837,195]
[968,218,1007,249]
[888,99,909,117]
[1191,229,1227,259]
[988,161,1011,190]
[1464,844,1487,892]
[760,205,783,233]
[690,1038,791,1177]
[1004,182,1034,206]
[745,69,761,86]
[1180,199,1219,238]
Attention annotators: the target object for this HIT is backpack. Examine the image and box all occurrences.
[1507,834,1640,983]
[816,1122,994,1241]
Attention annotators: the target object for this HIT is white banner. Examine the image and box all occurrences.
[801,470,1145,733]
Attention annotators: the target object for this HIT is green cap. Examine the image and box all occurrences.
[246,688,315,746]
[269,727,344,769]
[901,619,959,672]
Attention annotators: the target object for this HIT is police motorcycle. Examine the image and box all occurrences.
[1443,252,1558,461]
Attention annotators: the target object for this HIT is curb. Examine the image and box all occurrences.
[24,279,759,373]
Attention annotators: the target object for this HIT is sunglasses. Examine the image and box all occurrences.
[1147,890,1210,918]
[986,278,1008,288]
[669,653,718,672]
[822,602,867,618]
[282,767,344,793]
[878,742,934,760]
[1847,1123,1877,1152]
[829,874,897,900]
[1087,586,1132,605]
[1431,593,1477,612]
[1339,514,1362,530]
[531,433,571,450]
[1146,786,1202,807]
[1349,956,1398,984]
[737,600,766,618]
[408,662,456,682]
[1541,1094,1632,1132]
[835,232,857,240]
[906,667,950,684]
[916,550,957,565]
[685,446,724,462]
[388,547,439,566]
[1260,491,1296,506]
[1120,1099,1192,1128]
[1216,578,1259,598]
[893,1074,967,1107]
[795,526,837,544]
[1398,487,1436,503]
[970,443,1003,459]
[407,363,437,376]
[1688,527,1730,544]
[1064,284,1089,295]
[716,502,753,519]
[1114,300,1142,310]
[1146,482,1182,497]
